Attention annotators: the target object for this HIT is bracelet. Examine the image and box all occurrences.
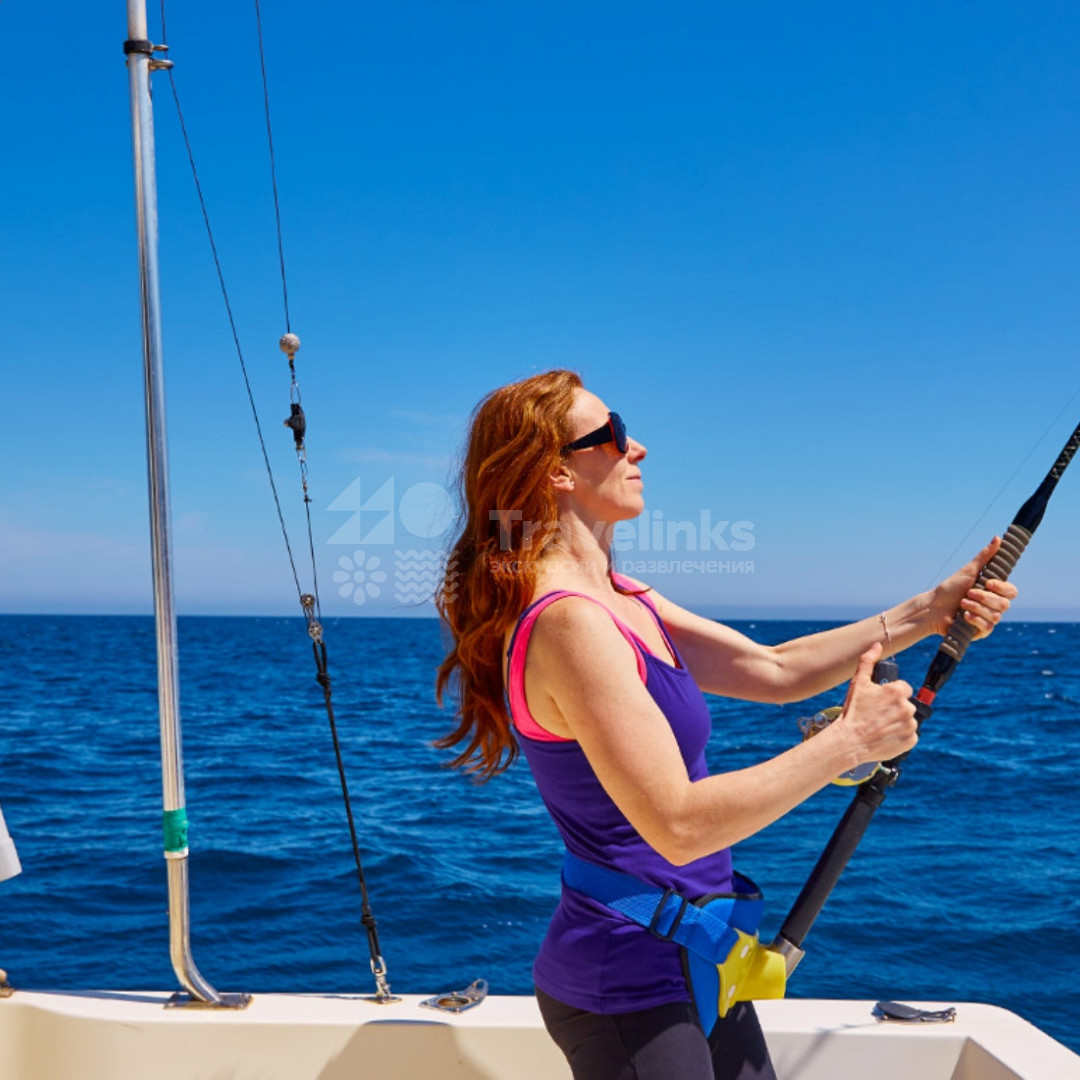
[879,611,895,658]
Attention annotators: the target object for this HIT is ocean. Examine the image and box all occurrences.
[1,614,1077,1054]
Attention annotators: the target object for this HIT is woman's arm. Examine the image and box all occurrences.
[642,537,1017,703]
[527,597,917,865]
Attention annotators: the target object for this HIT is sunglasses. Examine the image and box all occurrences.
[561,412,629,455]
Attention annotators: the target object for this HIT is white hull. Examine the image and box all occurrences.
[2,991,1076,1080]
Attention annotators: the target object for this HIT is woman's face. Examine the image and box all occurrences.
[560,389,647,523]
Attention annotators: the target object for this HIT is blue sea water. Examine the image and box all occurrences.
[1,614,1077,1054]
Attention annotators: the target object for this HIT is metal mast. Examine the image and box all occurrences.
[123,0,244,1008]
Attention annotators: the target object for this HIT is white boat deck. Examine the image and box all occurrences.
[2,991,1077,1079]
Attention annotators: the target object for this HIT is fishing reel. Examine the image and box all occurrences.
[797,658,900,786]
[797,708,880,785]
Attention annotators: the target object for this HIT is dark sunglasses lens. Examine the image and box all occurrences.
[610,413,628,453]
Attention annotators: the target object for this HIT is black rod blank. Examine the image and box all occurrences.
[771,415,1080,970]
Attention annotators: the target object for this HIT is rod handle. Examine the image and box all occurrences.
[871,658,900,685]
[938,522,1031,663]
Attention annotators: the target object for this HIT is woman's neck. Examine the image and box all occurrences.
[536,515,616,592]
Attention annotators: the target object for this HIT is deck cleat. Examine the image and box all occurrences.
[419,979,489,1014]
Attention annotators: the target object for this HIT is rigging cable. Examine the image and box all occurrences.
[925,380,1080,587]
[251,0,323,622]
[158,0,396,1003]
[253,0,293,336]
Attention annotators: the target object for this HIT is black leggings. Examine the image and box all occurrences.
[535,988,777,1080]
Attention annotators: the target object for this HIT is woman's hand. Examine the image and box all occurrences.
[930,537,1018,639]
[835,643,918,766]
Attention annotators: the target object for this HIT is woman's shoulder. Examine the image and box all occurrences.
[525,593,648,687]
[527,590,618,635]
[523,590,636,652]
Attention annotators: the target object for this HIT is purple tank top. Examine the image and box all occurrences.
[507,583,733,1014]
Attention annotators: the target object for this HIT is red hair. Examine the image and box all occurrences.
[435,370,583,778]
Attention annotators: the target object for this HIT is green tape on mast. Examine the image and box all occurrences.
[163,808,189,853]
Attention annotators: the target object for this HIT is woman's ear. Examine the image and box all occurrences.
[549,461,575,493]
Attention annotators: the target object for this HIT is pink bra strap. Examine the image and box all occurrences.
[507,591,649,742]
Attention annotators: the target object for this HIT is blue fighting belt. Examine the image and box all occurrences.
[562,851,786,1031]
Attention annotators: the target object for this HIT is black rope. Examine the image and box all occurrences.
[157,2,392,995]
[253,0,292,334]
[244,16,381,966]
[313,641,386,970]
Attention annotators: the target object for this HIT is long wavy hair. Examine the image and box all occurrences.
[435,369,584,778]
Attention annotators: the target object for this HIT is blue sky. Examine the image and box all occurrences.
[3,1,1079,618]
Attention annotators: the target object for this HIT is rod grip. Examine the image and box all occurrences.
[938,522,1031,663]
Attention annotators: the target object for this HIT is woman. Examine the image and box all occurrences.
[435,370,1015,1080]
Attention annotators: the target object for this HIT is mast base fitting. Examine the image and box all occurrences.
[768,937,805,977]
[166,991,253,1010]
[358,992,404,1006]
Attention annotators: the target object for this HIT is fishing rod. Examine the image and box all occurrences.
[769,414,1080,974]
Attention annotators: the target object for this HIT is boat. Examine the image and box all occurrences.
[2,992,1078,1080]
[2,4,1079,1078]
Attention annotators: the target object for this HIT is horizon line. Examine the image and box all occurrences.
[3,607,1079,623]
